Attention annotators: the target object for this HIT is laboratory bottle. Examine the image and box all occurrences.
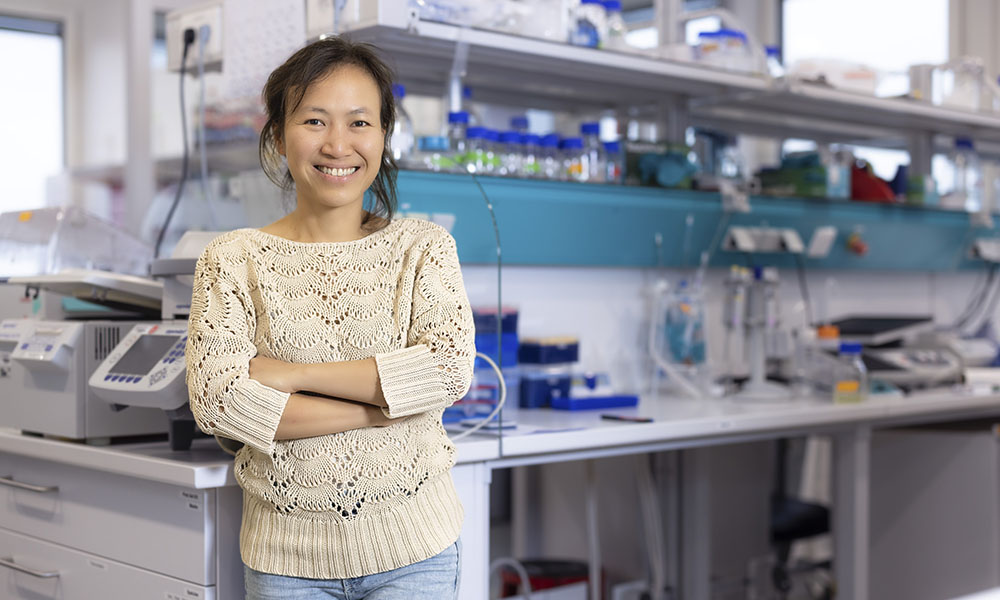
[465,127,486,173]
[511,115,529,134]
[765,45,784,78]
[484,129,501,174]
[540,134,562,180]
[569,0,606,48]
[446,111,470,173]
[562,137,587,182]
[417,135,449,172]
[390,84,415,165]
[498,131,522,177]
[952,137,983,213]
[833,342,868,404]
[602,0,628,51]
[521,133,541,178]
[581,122,605,183]
[603,140,623,183]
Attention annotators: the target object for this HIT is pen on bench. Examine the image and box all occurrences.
[601,414,653,423]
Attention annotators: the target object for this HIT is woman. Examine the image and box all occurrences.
[185,36,475,599]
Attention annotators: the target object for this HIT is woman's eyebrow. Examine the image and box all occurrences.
[302,107,371,115]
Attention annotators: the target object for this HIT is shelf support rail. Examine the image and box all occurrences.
[448,32,470,114]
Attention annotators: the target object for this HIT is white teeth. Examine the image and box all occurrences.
[317,166,357,177]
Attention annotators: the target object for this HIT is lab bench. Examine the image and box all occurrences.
[2,390,1000,600]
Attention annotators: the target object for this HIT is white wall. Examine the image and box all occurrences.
[461,264,973,393]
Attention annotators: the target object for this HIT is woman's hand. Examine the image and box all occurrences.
[248,355,301,393]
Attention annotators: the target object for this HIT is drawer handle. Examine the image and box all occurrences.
[0,557,59,578]
[0,476,58,494]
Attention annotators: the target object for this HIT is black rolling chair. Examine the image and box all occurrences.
[769,438,832,599]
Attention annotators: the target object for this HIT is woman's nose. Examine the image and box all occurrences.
[320,127,348,156]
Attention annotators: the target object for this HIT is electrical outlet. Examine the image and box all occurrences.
[166,0,224,73]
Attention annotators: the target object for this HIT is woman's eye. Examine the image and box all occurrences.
[352,120,371,127]
[305,118,324,126]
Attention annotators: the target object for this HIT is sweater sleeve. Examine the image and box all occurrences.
[375,231,476,418]
[185,245,290,454]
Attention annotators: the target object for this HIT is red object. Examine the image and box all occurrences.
[851,163,895,202]
[846,232,868,256]
[500,560,591,597]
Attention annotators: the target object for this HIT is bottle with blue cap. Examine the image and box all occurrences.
[764,45,784,78]
[540,134,562,180]
[510,115,529,134]
[833,342,868,404]
[603,140,623,183]
[520,134,541,178]
[561,137,586,182]
[465,127,486,173]
[390,84,415,165]
[581,121,604,183]
[483,129,500,174]
[569,0,606,48]
[416,136,449,172]
[446,111,470,173]
[498,131,522,177]
[602,0,627,51]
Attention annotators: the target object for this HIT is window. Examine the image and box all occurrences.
[781,0,948,182]
[0,15,64,212]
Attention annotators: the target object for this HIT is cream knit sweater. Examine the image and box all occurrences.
[185,218,475,579]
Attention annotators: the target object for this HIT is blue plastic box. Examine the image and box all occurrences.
[519,337,579,365]
[550,395,639,411]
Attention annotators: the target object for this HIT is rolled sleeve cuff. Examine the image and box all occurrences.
[213,379,290,455]
[375,345,448,418]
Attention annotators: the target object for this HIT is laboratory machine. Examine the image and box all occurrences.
[829,316,965,389]
[0,270,168,442]
[89,231,220,450]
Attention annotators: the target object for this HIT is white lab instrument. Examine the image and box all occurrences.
[88,323,189,410]
[88,231,222,450]
[648,279,711,399]
[728,266,790,401]
[0,206,153,279]
[0,318,167,442]
[830,316,964,389]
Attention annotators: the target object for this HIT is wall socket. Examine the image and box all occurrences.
[166,0,224,73]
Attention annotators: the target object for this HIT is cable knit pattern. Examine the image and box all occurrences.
[185,218,475,579]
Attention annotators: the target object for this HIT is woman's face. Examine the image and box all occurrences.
[278,64,384,213]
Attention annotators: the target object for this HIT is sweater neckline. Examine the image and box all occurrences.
[249,219,402,248]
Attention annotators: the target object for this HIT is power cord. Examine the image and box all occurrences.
[196,24,219,229]
[154,28,196,258]
[450,352,506,441]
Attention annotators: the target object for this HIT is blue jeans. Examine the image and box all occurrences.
[244,540,461,600]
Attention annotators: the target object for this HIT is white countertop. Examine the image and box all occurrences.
[487,388,1000,459]
[0,429,503,489]
[2,389,999,487]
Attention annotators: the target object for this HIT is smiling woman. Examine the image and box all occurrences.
[184,36,475,600]
[258,37,399,241]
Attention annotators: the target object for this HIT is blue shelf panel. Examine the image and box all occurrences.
[393,170,994,271]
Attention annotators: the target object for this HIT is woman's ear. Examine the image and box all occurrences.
[274,125,285,157]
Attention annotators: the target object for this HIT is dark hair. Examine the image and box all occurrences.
[259,36,397,227]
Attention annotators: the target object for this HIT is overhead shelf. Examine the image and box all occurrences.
[346,17,1000,146]
[691,80,1000,145]
[345,21,768,111]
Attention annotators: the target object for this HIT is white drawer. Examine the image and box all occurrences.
[0,452,216,585]
[0,526,214,600]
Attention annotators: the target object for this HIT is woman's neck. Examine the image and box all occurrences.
[271,205,368,243]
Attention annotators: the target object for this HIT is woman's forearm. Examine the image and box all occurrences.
[292,358,387,408]
[274,392,388,440]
